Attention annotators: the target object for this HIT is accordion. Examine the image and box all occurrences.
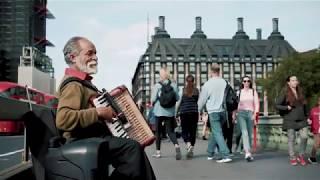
[93,85,155,147]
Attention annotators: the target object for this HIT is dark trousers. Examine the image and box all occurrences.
[155,116,179,150]
[180,112,198,146]
[104,136,156,180]
[222,113,234,153]
[214,112,234,153]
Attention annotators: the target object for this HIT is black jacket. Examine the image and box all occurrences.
[275,94,308,130]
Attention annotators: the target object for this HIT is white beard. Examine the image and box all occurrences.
[78,61,98,75]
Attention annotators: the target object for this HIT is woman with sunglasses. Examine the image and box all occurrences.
[176,75,199,159]
[276,75,308,166]
[234,76,259,162]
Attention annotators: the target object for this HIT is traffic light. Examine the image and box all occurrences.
[0,50,10,81]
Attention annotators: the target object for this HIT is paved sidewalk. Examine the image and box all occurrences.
[145,139,319,180]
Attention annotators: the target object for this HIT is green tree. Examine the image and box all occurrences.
[258,50,320,111]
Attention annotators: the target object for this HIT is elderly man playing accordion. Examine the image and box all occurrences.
[56,36,156,180]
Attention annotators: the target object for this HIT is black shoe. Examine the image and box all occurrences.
[308,157,317,164]
[202,136,207,140]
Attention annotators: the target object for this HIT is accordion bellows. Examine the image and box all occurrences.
[94,85,155,147]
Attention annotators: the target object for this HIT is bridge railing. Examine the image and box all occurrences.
[197,114,314,151]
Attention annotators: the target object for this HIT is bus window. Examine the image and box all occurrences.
[0,91,10,97]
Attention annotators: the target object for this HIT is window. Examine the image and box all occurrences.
[234,55,240,61]
[167,55,173,61]
[155,55,161,61]
[145,73,150,84]
[178,62,184,72]
[166,62,173,73]
[223,63,229,72]
[256,63,263,79]
[155,73,160,82]
[201,63,207,72]
[178,73,185,85]
[145,90,150,96]
[223,73,230,81]
[223,55,229,61]
[189,55,196,61]
[234,73,241,87]
[178,55,184,61]
[144,55,149,61]
[211,55,218,61]
[267,56,273,61]
[155,62,161,72]
[234,63,240,72]
[245,63,252,72]
[144,62,149,72]
[200,55,207,61]
[189,63,195,73]
[256,55,262,61]
[267,63,273,73]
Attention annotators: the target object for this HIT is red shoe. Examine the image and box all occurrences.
[297,155,307,166]
[290,158,298,166]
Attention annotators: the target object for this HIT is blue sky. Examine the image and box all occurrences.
[46,0,320,91]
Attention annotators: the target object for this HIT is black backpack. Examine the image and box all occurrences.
[158,80,177,108]
[223,80,239,112]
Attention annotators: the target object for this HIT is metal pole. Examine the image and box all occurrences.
[22,85,32,162]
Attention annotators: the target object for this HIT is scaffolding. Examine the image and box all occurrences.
[19,46,54,78]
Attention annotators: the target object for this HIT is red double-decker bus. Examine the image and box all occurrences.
[0,81,56,134]
[44,93,58,109]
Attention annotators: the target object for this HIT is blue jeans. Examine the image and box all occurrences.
[237,110,253,152]
[207,112,230,158]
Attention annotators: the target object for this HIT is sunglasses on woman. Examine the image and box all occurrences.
[243,80,251,83]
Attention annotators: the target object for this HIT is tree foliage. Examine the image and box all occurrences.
[258,50,320,110]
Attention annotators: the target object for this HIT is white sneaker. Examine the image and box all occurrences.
[152,151,161,158]
[216,157,232,163]
[245,153,254,162]
[186,146,194,159]
[207,156,213,160]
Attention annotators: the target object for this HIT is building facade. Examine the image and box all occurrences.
[132,16,296,114]
[0,0,54,87]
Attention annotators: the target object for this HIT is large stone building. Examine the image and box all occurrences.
[0,0,55,93]
[132,16,296,114]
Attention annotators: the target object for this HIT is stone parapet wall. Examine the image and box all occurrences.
[196,115,315,152]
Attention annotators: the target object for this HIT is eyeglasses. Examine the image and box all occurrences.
[243,80,251,83]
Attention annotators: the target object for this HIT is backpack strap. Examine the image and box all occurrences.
[59,77,99,93]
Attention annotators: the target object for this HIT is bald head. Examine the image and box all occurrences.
[63,36,91,65]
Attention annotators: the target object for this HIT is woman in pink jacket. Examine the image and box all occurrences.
[308,97,320,164]
[233,76,259,162]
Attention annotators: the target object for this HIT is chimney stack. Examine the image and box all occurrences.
[233,17,249,40]
[256,28,262,40]
[191,16,206,39]
[153,16,170,39]
[195,16,202,31]
[237,17,244,32]
[159,16,165,30]
[272,18,279,32]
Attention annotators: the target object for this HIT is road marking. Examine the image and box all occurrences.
[0,149,24,157]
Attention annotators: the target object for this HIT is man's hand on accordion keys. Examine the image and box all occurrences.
[96,106,117,122]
